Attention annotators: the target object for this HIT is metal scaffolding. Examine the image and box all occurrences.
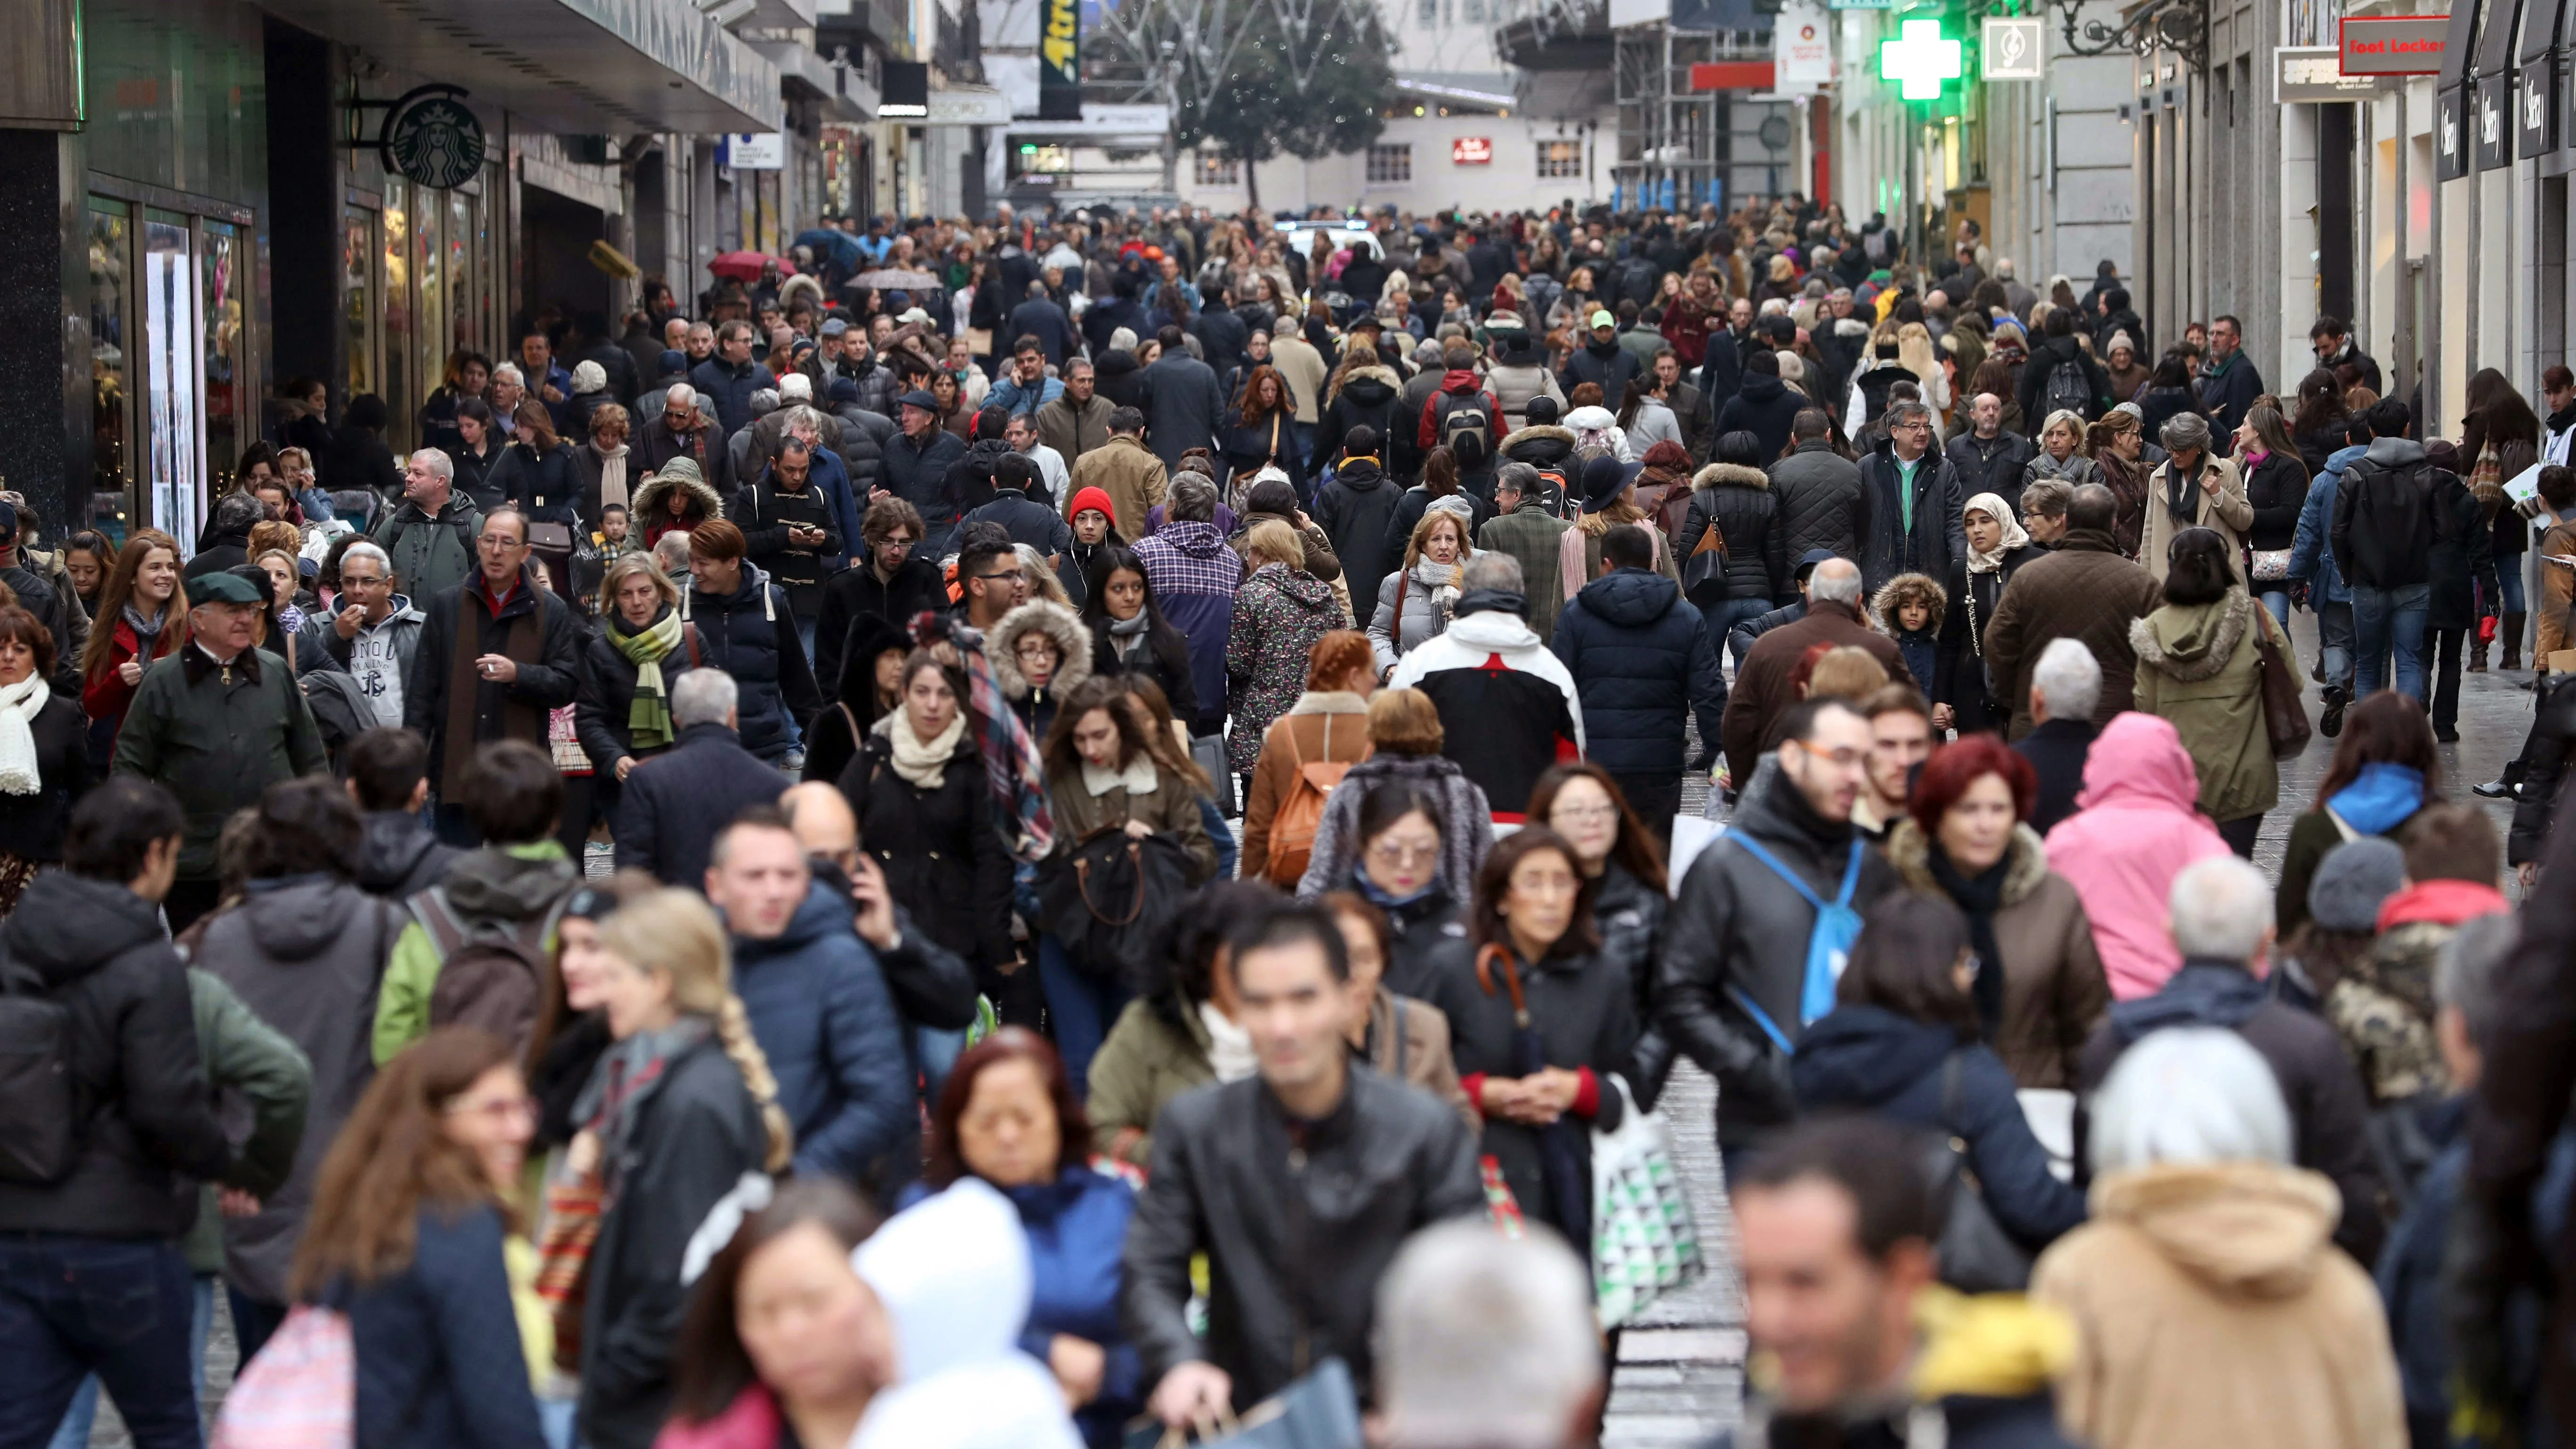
[1610,23,1785,209]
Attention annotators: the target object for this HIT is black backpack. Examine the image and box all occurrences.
[0,954,81,1184]
[1440,393,1495,469]
[2042,355,2094,421]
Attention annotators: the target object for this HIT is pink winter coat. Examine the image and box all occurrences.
[2041,713,2232,1001]
[652,1387,780,1449]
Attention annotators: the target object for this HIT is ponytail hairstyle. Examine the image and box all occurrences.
[599,888,795,1171]
[2085,409,2138,459]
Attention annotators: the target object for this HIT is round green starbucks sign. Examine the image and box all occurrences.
[382,87,486,191]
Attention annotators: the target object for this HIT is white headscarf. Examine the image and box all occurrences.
[1962,491,2031,574]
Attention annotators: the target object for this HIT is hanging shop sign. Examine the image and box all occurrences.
[2339,15,2451,74]
[1982,17,2045,80]
[724,133,787,169]
[1039,0,1083,121]
[380,85,486,191]
[1452,137,1493,164]
[2276,45,2384,102]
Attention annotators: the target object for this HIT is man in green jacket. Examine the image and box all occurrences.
[1476,463,1573,642]
[113,569,327,930]
[372,449,484,606]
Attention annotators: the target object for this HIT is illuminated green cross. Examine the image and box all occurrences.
[1879,19,1963,101]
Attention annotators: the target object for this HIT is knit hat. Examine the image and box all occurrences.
[572,360,607,395]
[1776,350,1805,383]
[779,373,813,402]
[2107,330,2137,358]
[658,348,687,375]
[1069,486,1116,522]
[1426,494,1477,524]
[2308,838,2407,933]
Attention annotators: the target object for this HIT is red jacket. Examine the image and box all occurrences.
[2374,877,2510,933]
[81,613,180,726]
[1660,298,1715,367]
[1417,370,1507,452]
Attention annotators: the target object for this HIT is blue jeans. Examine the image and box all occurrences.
[1036,934,1134,1098]
[47,1277,215,1449]
[2259,589,2291,632]
[0,1236,202,1449]
[2316,600,2355,692]
[2352,582,2431,702]
[914,1024,968,1107]
[795,612,818,664]
[1711,597,1772,671]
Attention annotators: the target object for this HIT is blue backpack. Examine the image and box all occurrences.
[1720,834,1865,1055]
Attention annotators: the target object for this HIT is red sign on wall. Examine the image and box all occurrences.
[1452,137,1493,164]
[1688,60,1777,91]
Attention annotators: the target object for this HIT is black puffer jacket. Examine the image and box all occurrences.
[1307,366,1408,479]
[1676,462,1789,603]
[1658,767,1899,1148]
[1123,1071,1484,1411]
[486,439,583,524]
[841,727,1016,969]
[830,408,893,503]
[1768,438,1867,562]
[1715,373,1805,466]
[681,564,821,762]
[0,871,233,1237]
[2240,447,2309,554]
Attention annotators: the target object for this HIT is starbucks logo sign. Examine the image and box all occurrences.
[382,86,486,191]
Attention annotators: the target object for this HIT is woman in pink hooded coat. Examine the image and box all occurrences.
[2041,713,2233,1000]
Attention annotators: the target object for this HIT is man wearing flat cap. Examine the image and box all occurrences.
[113,566,326,930]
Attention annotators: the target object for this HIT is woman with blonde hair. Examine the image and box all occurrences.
[1225,519,1342,782]
[575,552,694,818]
[2024,409,2103,490]
[1897,321,1951,418]
[1369,505,1474,677]
[575,887,793,1449]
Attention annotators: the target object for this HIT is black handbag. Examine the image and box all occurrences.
[1680,504,1730,607]
[1037,826,1192,983]
[1924,1053,2036,1294]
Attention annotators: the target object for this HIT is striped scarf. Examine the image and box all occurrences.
[939,619,1055,862]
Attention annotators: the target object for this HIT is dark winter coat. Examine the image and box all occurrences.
[2331,436,2437,590]
[402,572,584,798]
[1980,529,2164,738]
[339,1203,548,1449]
[354,810,461,901]
[1313,456,1405,610]
[0,872,233,1238]
[1138,352,1229,469]
[1932,546,2041,738]
[1560,333,1642,398]
[880,426,970,547]
[843,727,1016,969]
[1716,373,1806,466]
[1422,937,1638,1240]
[0,693,89,861]
[731,882,916,1190]
[1087,610,1201,724]
[2078,961,2387,1263]
[814,557,947,702]
[1307,366,1408,479]
[689,355,778,436]
[1123,1071,1485,1410]
[614,722,795,889]
[371,494,486,614]
[2011,717,2096,836]
[2014,334,2114,426]
[960,485,1072,560]
[198,874,405,1303]
[739,471,846,619]
[833,407,893,504]
[1769,438,1868,563]
[1793,1006,2086,1248]
[2194,352,2266,437]
[1658,766,1900,1147]
[577,1033,768,1449]
[1677,462,1790,603]
[1857,447,1969,595]
[1946,430,2038,518]
[575,605,701,803]
[681,564,821,762]
[1718,597,1907,787]
[1550,569,1723,779]
[2426,469,2499,631]
[2241,448,2309,554]
[486,438,583,524]
[116,645,330,880]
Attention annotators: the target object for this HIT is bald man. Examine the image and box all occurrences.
[778,781,983,1093]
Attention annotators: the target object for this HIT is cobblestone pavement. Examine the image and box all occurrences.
[95,612,2539,1448]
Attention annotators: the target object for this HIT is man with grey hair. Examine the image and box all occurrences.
[370,445,483,605]
[1388,547,1587,824]
[1944,391,2034,510]
[2077,853,2386,1260]
[1375,1223,1602,1449]
[1477,460,1574,642]
[1131,471,1242,736]
[1856,399,1965,595]
[636,377,732,498]
[1718,556,1905,789]
[1983,481,2163,739]
[298,539,424,727]
[2012,636,2102,832]
[613,668,796,887]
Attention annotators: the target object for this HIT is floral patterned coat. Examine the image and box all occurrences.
[1225,563,1342,774]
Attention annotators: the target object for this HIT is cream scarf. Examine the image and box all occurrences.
[595,444,631,513]
[875,707,965,789]
[1200,1002,1258,1083]
[0,675,48,797]
[1080,753,1159,797]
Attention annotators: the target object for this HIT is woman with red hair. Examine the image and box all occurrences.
[1883,734,2112,1090]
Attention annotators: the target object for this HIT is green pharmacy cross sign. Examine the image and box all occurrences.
[1879,18,1964,100]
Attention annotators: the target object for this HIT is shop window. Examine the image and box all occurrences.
[1194,153,1242,186]
[87,202,132,544]
[382,185,412,450]
[203,220,242,490]
[345,204,378,404]
[1538,139,1585,178]
[142,214,203,550]
[1367,144,1413,185]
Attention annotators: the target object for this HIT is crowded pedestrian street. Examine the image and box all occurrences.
[7,5,2576,1447]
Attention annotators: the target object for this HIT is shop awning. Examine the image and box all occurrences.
[263,0,781,134]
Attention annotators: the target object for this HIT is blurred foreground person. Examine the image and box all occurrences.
[1716,1116,2081,1449]
[2033,1028,2405,1449]
[1375,1221,1603,1449]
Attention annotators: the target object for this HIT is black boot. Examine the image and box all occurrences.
[2320,685,2349,739]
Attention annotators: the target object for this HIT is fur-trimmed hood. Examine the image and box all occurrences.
[1499,423,1577,455]
[986,598,1094,702]
[1327,362,1403,403]
[1870,571,1948,636]
[1885,817,2053,908]
[632,467,729,524]
[2130,590,2253,684]
[1833,316,1875,339]
[1690,462,1770,493]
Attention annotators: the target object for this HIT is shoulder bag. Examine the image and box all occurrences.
[2251,605,2313,761]
[1680,500,1730,607]
[1925,1052,2036,1293]
[1037,824,1193,983]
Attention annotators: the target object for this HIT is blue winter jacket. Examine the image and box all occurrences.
[1792,1005,2087,1250]
[1549,568,1725,778]
[2287,441,2363,605]
[339,1203,547,1449]
[682,563,822,761]
[807,446,863,571]
[901,1167,1144,1449]
[728,882,915,1191]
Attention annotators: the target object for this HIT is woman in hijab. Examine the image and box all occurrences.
[1933,491,2038,737]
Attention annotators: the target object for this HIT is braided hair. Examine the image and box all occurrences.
[598,888,795,1172]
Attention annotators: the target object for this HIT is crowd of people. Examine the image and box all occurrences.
[5,197,2575,1449]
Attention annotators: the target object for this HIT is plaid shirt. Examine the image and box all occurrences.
[1477,503,1574,642]
[1133,520,1244,599]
